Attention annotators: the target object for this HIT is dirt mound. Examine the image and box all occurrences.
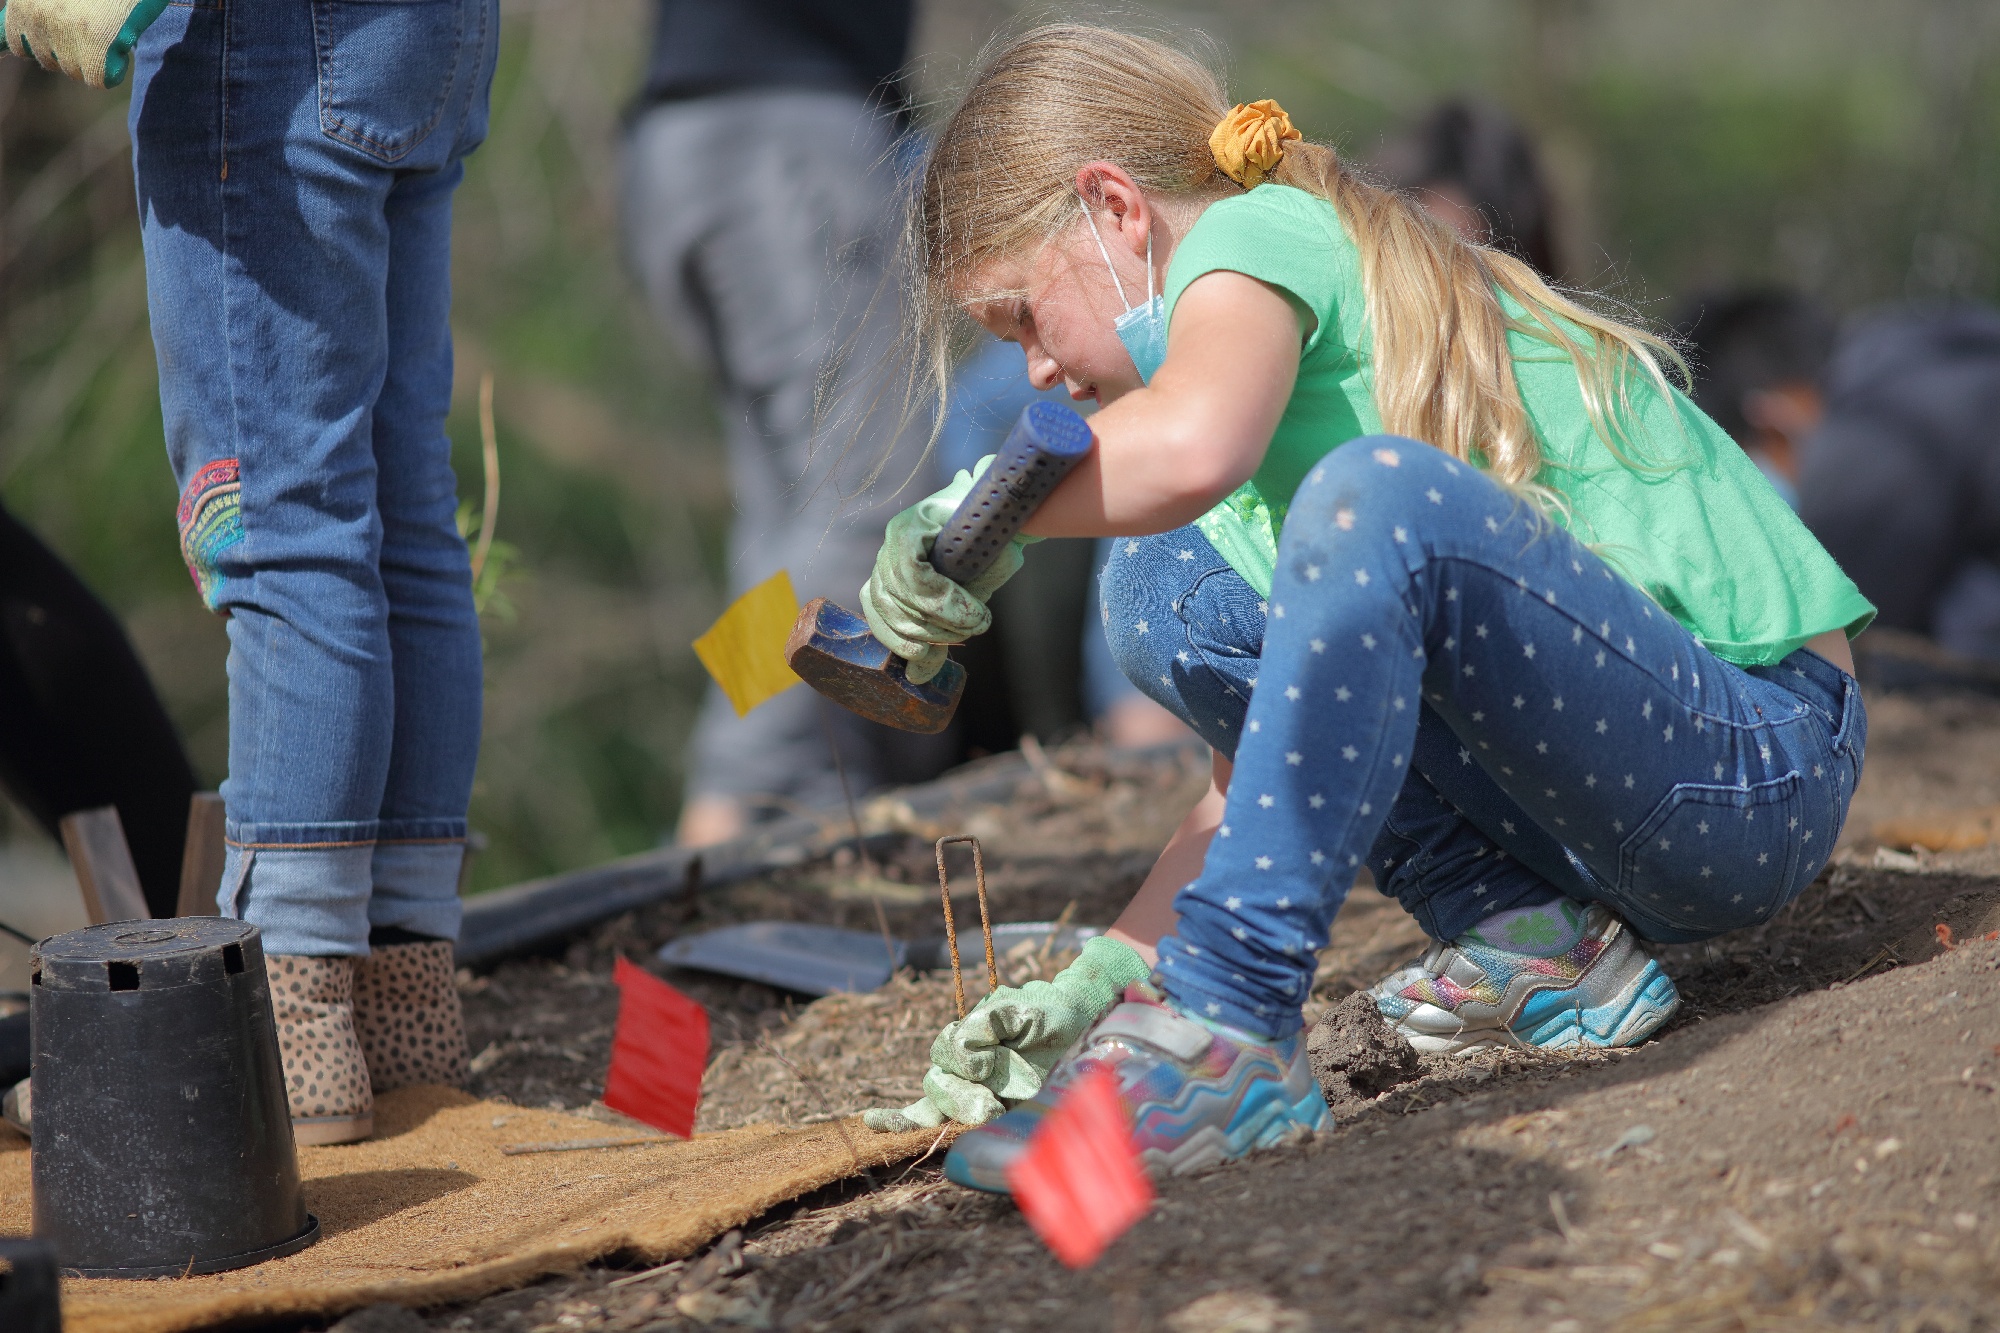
[1649,866,1999,1017]
[444,932,1999,1333]
[436,865,2000,1332]
[423,700,2000,1331]
[1306,992,1421,1114]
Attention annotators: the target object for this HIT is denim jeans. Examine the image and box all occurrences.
[1102,437,1866,1038]
[132,0,500,956]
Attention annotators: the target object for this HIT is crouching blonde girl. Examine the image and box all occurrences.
[860,25,1872,1192]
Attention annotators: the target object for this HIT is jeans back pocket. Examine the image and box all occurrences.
[1617,773,1805,936]
[314,0,467,163]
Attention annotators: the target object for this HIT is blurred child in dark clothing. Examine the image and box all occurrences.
[1680,289,1837,509]
[1802,307,2000,660]
[1682,290,2000,662]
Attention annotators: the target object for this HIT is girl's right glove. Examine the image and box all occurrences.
[862,934,1152,1132]
[859,455,1034,685]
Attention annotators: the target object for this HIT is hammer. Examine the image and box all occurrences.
[785,400,1095,734]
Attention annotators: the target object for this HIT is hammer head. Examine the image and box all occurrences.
[784,597,965,734]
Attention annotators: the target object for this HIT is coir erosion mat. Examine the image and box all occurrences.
[0,1086,944,1333]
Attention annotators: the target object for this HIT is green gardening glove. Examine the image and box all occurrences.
[859,454,1037,686]
[3,0,170,88]
[863,934,1152,1132]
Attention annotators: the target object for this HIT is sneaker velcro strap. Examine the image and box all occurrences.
[1090,1003,1212,1062]
[1440,950,1488,988]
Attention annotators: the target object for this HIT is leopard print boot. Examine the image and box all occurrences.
[353,939,468,1093]
[269,954,375,1145]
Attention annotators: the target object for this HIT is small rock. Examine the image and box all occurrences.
[1600,1124,1656,1159]
[1723,1210,1772,1252]
[676,1275,771,1328]
[1307,993,1421,1115]
[1166,1290,1311,1333]
[327,1305,427,1333]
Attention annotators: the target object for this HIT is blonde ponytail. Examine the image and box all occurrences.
[907,24,1687,491]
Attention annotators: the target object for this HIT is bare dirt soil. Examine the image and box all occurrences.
[331,689,2000,1333]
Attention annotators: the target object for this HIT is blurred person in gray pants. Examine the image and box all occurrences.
[623,0,951,846]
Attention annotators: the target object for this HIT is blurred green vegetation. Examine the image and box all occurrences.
[2,0,1997,889]
[1195,0,2000,306]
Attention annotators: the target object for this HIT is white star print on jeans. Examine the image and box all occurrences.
[1095,435,1864,1039]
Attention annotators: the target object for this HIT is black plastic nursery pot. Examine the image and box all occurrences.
[30,918,320,1279]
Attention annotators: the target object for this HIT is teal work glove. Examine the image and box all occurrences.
[3,0,170,88]
[862,934,1152,1132]
[859,455,1036,686]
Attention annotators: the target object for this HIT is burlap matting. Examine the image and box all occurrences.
[0,1086,945,1333]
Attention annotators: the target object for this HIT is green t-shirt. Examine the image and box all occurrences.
[1162,185,1874,666]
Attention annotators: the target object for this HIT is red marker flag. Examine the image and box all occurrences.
[602,956,710,1139]
[1005,1068,1154,1267]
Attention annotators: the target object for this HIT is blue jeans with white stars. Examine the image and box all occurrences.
[1099,437,1865,1039]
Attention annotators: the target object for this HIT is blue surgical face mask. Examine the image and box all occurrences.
[1079,197,1166,383]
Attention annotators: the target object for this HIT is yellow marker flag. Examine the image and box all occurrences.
[693,569,803,717]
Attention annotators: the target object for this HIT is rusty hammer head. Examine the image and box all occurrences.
[784,597,966,734]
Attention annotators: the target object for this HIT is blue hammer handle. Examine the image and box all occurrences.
[929,400,1095,585]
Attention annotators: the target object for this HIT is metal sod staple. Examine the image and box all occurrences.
[934,835,997,1019]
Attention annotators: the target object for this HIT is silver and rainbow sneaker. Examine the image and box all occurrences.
[1369,902,1680,1054]
[944,985,1329,1194]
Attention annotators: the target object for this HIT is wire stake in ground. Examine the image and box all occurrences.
[935,835,996,1018]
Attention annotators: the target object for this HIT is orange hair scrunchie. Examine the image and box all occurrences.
[1208,100,1302,189]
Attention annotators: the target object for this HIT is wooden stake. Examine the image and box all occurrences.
[175,792,227,918]
[58,807,149,925]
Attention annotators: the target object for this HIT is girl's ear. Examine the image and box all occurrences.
[1074,160,1151,255]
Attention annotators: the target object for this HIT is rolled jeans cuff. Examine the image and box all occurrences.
[219,835,465,957]
[221,842,375,957]
[368,840,465,943]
